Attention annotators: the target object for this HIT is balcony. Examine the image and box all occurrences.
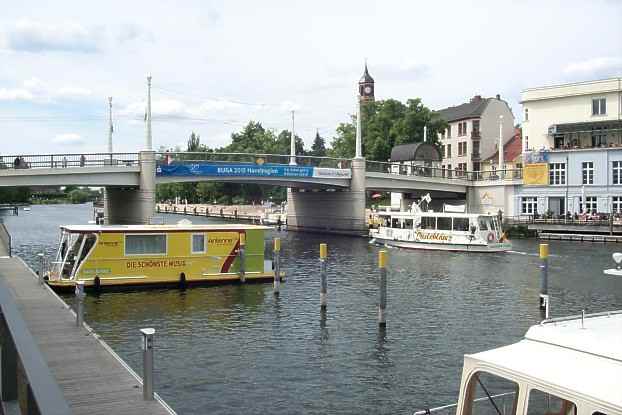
[471,130,481,140]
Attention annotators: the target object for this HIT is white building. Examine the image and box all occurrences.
[517,77,622,216]
[437,95,515,175]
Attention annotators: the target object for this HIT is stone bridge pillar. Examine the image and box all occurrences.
[286,159,367,236]
[104,151,156,224]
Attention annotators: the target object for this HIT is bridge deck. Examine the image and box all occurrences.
[0,257,175,414]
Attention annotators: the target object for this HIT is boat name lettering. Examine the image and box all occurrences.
[126,259,187,269]
[208,238,234,244]
[415,231,452,242]
[99,241,119,247]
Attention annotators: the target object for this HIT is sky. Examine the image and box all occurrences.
[0,0,621,155]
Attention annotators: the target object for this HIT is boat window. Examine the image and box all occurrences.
[404,219,413,229]
[192,234,206,254]
[526,388,576,415]
[392,218,400,228]
[421,217,436,230]
[437,217,452,231]
[478,218,489,231]
[453,218,470,232]
[125,234,167,255]
[462,371,519,415]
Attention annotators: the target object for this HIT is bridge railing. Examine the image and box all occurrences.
[366,161,523,182]
[156,152,352,169]
[0,153,139,170]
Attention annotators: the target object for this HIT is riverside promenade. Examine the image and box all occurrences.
[0,234,175,414]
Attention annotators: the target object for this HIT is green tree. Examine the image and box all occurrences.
[68,189,90,204]
[309,130,327,158]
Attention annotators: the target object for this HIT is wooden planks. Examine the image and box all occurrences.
[0,257,175,415]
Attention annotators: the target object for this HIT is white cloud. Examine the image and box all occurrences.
[0,88,34,101]
[53,133,84,145]
[4,19,102,53]
[55,87,92,98]
[563,57,622,77]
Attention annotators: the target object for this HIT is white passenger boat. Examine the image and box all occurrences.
[415,309,622,415]
[369,196,511,252]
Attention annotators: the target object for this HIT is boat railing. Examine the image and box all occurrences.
[413,391,516,415]
[540,309,622,325]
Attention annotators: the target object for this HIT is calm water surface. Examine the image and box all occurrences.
[4,204,622,414]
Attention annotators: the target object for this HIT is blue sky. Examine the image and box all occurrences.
[0,0,621,155]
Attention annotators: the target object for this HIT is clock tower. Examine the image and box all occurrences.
[358,63,375,102]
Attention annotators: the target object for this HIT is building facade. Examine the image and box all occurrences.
[437,95,515,176]
[517,78,622,217]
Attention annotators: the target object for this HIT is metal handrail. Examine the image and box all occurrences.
[365,160,523,182]
[0,277,71,414]
[540,309,622,325]
[413,391,516,415]
[0,153,139,170]
[0,222,11,256]
[156,152,352,169]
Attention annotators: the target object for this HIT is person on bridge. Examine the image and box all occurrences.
[13,157,20,169]
[80,154,86,167]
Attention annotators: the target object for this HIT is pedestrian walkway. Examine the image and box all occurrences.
[0,256,175,414]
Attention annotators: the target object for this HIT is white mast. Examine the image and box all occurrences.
[498,115,504,177]
[107,97,113,153]
[146,75,152,150]
[423,125,427,143]
[289,110,296,165]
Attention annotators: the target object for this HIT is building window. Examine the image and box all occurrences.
[521,197,538,214]
[592,127,607,147]
[613,161,622,184]
[580,196,597,213]
[458,142,467,156]
[549,163,566,185]
[613,197,622,213]
[447,125,452,138]
[125,234,167,256]
[458,121,467,136]
[472,120,480,134]
[525,135,529,150]
[446,144,452,158]
[592,98,606,116]
[582,161,594,184]
[524,108,528,121]
[191,233,206,254]
[447,164,452,177]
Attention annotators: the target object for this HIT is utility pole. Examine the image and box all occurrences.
[146,75,152,151]
[289,110,296,165]
[355,97,363,159]
[108,97,113,153]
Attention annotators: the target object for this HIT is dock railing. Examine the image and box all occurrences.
[0,220,11,257]
[0,277,71,414]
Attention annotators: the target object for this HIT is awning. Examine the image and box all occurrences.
[548,120,622,135]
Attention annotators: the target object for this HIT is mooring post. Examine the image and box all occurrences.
[539,243,549,310]
[75,281,85,327]
[239,233,246,283]
[378,250,387,326]
[273,238,281,295]
[320,243,327,309]
[140,328,155,400]
[37,253,45,285]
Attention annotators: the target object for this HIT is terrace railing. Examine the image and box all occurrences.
[0,153,139,170]
[156,152,351,169]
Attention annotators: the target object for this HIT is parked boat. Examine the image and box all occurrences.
[416,310,622,415]
[369,195,511,252]
[45,223,281,291]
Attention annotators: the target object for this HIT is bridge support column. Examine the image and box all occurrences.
[104,151,156,224]
[286,159,367,236]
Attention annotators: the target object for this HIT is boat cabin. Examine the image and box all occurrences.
[47,223,275,290]
[454,311,622,415]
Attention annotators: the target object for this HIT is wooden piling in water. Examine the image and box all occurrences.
[539,243,549,310]
[273,238,281,295]
[320,243,327,309]
[378,250,387,326]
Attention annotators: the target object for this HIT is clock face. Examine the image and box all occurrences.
[364,86,372,94]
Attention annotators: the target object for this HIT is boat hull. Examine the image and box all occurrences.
[371,235,512,252]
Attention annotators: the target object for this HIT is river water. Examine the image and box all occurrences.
[3,204,622,415]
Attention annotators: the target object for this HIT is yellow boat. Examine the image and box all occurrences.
[46,223,282,291]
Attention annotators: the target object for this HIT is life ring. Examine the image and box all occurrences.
[487,232,496,243]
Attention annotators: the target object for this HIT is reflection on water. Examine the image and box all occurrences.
[3,204,622,414]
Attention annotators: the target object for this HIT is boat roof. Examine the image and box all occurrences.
[465,311,622,409]
[61,224,272,233]
[375,211,494,218]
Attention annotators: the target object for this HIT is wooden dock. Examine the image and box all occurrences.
[0,254,176,414]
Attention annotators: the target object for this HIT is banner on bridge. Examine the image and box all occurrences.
[156,163,351,179]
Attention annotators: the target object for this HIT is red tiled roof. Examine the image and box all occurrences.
[485,128,522,163]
